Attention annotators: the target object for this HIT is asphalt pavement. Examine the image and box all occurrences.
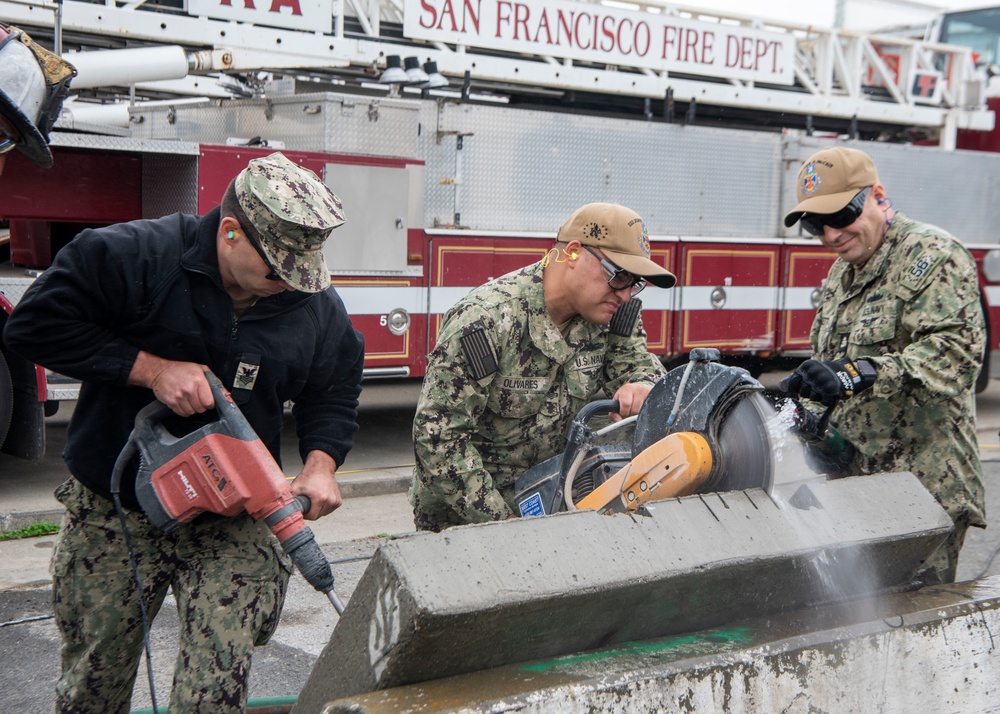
[2,375,1000,713]
[0,379,422,712]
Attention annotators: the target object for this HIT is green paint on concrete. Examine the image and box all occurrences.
[519,626,753,672]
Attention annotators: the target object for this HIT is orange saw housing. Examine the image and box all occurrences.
[575,431,713,514]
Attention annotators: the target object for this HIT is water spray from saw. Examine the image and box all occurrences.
[515,348,882,612]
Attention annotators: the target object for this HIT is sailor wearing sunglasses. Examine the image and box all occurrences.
[410,202,676,532]
[781,146,985,585]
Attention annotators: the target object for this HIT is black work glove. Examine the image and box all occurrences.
[779,358,877,407]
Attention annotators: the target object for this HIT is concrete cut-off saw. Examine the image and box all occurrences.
[514,348,776,516]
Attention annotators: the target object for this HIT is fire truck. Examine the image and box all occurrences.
[1,0,999,459]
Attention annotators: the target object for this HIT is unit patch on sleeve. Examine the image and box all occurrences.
[900,252,943,291]
[460,328,499,380]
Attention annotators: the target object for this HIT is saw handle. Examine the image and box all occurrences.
[789,400,836,444]
[559,400,621,511]
[562,399,620,471]
[572,399,621,427]
[816,403,835,435]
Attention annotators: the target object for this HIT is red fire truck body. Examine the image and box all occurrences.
[2,0,999,459]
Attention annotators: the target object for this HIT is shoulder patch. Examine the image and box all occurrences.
[609,299,642,337]
[460,328,498,380]
[899,250,944,292]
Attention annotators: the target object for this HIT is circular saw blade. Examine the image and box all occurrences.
[699,391,775,495]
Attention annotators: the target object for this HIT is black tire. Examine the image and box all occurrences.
[0,351,12,450]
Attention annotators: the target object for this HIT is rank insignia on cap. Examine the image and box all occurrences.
[585,222,608,242]
[802,163,822,194]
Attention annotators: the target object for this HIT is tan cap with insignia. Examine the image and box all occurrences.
[784,147,879,227]
[557,202,676,289]
[236,152,345,293]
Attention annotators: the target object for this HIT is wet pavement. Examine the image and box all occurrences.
[2,375,999,712]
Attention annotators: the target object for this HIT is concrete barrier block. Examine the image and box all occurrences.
[294,472,951,713]
[320,576,1000,713]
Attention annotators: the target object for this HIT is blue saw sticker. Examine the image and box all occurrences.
[518,492,545,517]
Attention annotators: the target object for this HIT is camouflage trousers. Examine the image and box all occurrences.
[51,478,292,714]
[412,502,466,533]
[913,515,971,586]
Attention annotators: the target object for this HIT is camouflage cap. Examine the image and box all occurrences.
[557,202,676,288]
[784,147,879,227]
[236,152,345,293]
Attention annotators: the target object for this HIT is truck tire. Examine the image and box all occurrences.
[0,351,12,450]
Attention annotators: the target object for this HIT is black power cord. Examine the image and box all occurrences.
[112,492,162,714]
[110,432,161,714]
[971,539,1000,581]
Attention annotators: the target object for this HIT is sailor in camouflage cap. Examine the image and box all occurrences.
[3,151,363,711]
[410,202,674,532]
[781,146,986,585]
[235,151,345,292]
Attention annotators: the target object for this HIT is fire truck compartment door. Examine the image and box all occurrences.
[322,163,410,273]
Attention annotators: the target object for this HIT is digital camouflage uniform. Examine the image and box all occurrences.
[410,261,666,531]
[810,212,986,581]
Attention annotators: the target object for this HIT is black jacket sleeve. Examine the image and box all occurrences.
[2,220,187,382]
[290,289,365,468]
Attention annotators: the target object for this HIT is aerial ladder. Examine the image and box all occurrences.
[0,0,992,147]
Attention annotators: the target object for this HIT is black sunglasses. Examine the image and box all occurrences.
[238,221,282,281]
[800,187,871,237]
[583,246,646,297]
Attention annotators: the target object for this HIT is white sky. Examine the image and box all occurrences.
[674,0,987,32]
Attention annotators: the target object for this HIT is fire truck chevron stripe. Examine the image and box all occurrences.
[460,328,499,380]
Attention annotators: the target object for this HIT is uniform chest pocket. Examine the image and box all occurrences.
[850,310,897,347]
[566,366,602,401]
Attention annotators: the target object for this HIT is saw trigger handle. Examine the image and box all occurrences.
[789,401,836,445]
[572,399,621,425]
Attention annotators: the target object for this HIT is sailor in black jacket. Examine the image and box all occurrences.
[4,152,364,713]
